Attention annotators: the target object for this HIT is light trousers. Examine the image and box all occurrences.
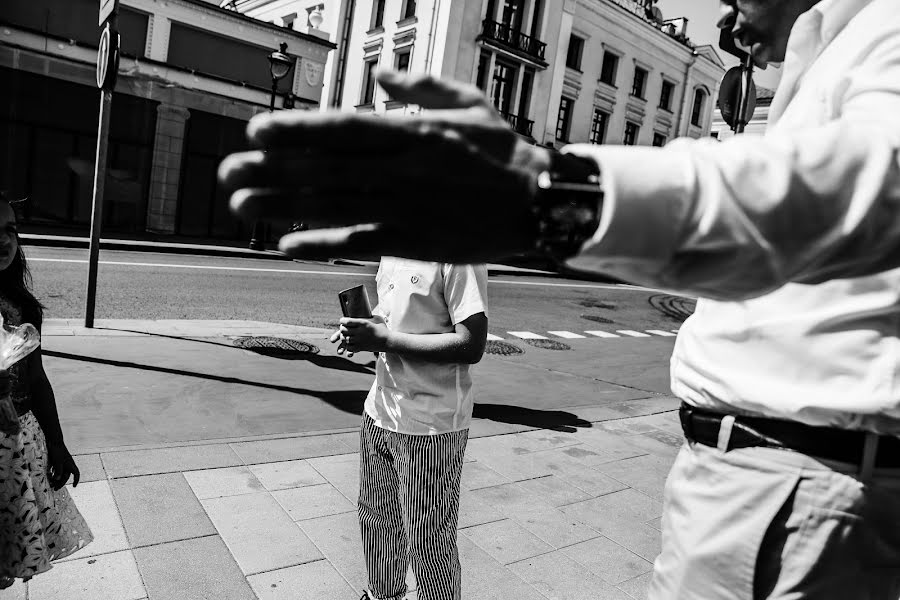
[358,413,468,600]
[649,440,900,599]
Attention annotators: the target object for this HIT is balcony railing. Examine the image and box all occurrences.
[480,19,547,62]
[499,111,534,137]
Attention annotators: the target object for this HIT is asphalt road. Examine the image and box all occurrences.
[28,247,695,339]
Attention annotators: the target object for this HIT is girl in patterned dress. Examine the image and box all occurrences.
[0,197,92,589]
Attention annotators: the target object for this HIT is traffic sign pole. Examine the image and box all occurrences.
[735,56,754,134]
[84,88,112,328]
[85,3,120,328]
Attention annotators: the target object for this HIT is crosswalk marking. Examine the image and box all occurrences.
[585,331,621,338]
[617,330,652,338]
[646,330,677,337]
[486,334,504,341]
[508,331,549,340]
[547,331,587,339]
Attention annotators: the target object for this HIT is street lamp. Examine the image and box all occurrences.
[249,43,294,251]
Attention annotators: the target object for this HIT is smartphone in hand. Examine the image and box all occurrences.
[338,284,373,318]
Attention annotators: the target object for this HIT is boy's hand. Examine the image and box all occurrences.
[336,317,390,356]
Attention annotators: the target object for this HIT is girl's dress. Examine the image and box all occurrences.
[0,295,93,585]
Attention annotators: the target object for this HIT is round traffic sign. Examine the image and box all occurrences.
[96,23,120,90]
[718,66,756,128]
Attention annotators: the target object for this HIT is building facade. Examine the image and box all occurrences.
[236,0,725,147]
[1,0,334,241]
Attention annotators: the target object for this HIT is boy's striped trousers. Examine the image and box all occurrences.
[358,413,469,600]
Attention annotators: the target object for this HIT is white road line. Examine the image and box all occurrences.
[508,331,549,340]
[486,334,505,341]
[646,330,678,337]
[547,331,587,339]
[585,331,620,338]
[616,330,652,338]
[30,257,371,277]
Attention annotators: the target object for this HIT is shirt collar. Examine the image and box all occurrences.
[802,0,873,50]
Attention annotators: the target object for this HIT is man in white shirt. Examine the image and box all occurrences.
[222,0,900,596]
[331,257,488,600]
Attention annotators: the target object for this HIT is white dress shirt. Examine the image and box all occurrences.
[364,257,488,435]
[564,0,900,433]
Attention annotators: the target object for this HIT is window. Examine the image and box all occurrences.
[370,0,386,29]
[518,67,535,121]
[652,132,667,147]
[490,59,516,113]
[566,35,585,70]
[590,109,609,144]
[556,97,574,142]
[395,49,411,72]
[360,58,378,105]
[691,88,707,126]
[659,80,675,111]
[623,121,639,145]
[499,0,524,29]
[401,0,417,20]
[476,51,490,90]
[599,51,619,86]
[631,67,647,99]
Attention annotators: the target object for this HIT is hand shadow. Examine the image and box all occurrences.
[303,354,377,375]
[472,403,593,433]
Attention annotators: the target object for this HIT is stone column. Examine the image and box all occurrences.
[146,104,190,234]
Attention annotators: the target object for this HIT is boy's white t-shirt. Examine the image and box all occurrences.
[364,257,489,435]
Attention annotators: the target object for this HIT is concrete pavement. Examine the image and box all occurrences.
[7,319,684,600]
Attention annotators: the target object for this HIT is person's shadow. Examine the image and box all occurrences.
[473,404,592,433]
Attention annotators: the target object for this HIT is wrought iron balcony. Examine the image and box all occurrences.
[499,111,534,137]
[480,19,547,62]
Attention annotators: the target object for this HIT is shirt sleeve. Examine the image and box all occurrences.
[561,30,900,301]
[442,263,489,325]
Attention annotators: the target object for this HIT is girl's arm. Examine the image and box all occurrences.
[29,348,80,488]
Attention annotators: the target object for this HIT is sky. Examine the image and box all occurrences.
[659,0,782,90]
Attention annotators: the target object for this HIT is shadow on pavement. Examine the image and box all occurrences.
[44,351,592,433]
[473,403,593,433]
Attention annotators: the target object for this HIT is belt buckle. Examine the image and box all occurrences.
[679,403,695,442]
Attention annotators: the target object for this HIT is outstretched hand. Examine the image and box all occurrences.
[220,71,552,263]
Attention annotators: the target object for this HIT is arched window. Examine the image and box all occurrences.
[691,87,708,127]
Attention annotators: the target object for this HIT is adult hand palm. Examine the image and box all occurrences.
[220,71,551,263]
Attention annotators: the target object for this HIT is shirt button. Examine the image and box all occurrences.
[377,385,383,391]
[389,283,394,290]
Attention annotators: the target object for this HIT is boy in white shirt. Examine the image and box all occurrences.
[331,257,488,600]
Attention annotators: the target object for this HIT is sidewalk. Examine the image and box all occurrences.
[8,320,682,600]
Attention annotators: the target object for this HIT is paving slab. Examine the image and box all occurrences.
[230,435,350,464]
[248,459,328,491]
[511,474,594,507]
[461,519,554,565]
[509,550,633,600]
[183,466,266,499]
[202,492,323,575]
[468,483,600,548]
[306,453,361,503]
[1,578,27,599]
[111,473,215,547]
[133,536,256,600]
[595,454,675,501]
[460,461,512,492]
[27,550,145,600]
[526,449,629,496]
[62,481,129,561]
[73,453,106,483]
[561,536,654,585]
[272,483,357,521]
[247,560,359,600]
[101,445,243,478]
[456,535,547,600]
[559,490,664,561]
[617,572,654,600]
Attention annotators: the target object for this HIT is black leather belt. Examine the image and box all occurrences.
[679,402,900,468]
